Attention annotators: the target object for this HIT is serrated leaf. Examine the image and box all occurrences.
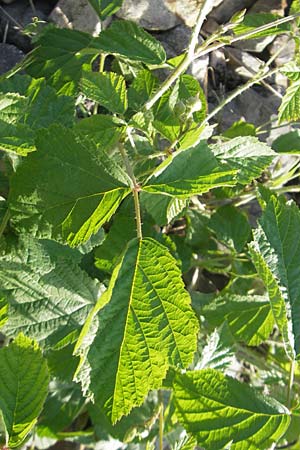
[249,195,300,359]
[0,334,49,448]
[141,192,187,226]
[81,237,198,423]
[88,0,123,20]
[0,235,103,348]
[93,20,166,65]
[143,141,237,198]
[23,27,96,94]
[80,71,127,114]
[281,61,300,81]
[128,70,159,112]
[201,294,275,346]
[75,114,125,150]
[211,136,276,185]
[196,323,236,370]
[234,13,291,39]
[209,205,251,252]
[173,369,290,450]
[0,76,75,155]
[9,125,131,246]
[278,80,300,123]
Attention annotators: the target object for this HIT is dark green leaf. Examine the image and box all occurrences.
[278,81,300,123]
[93,20,166,64]
[272,130,300,153]
[234,13,291,39]
[9,125,131,246]
[75,114,125,150]
[80,71,127,114]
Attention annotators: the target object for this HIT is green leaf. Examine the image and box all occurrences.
[209,205,251,252]
[272,129,300,153]
[143,141,237,198]
[173,369,290,450]
[234,13,291,39]
[249,195,300,359]
[196,323,236,370]
[80,71,127,114]
[93,20,166,64]
[0,235,103,348]
[88,0,123,20]
[0,334,49,448]
[278,80,300,123]
[128,69,159,112]
[0,76,75,155]
[223,120,256,138]
[0,296,8,328]
[211,136,276,185]
[9,125,131,246]
[81,237,198,423]
[201,294,275,346]
[141,192,187,226]
[75,114,125,150]
[23,27,96,94]
[281,61,300,81]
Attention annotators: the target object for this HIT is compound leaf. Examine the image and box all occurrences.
[249,195,300,359]
[173,369,290,450]
[143,141,237,198]
[0,334,49,448]
[80,71,127,114]
[93,20,166,65]
[82,237,198,423]
[9,125,131,246]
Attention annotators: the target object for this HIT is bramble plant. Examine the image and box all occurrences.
[1,0,300,449]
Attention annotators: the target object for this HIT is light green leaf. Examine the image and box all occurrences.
[211,136,276,185]
[209,205,251,252]
[80,71,127,114]
[0,93,28,124]
[223,120,256,138]
[0,235,103,348]
[196,323,236,370]
[281,61,300,81]
[143,141,237,198]
[23,27,96,94]
[173,369,290,450]
[249,195,300,358]
[278,80,300,123]
[93,20,166,64]
[9,125,131,246]
[0,333,49,448]
[88,0,123,19]
[75,114,125,150]
[0,121,35,155]
[0,296,8,328]
[201,294,275,346]
[81,237,198,423]
[234,13,291,39]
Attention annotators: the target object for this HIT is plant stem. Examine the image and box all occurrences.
[0,209,10,239]
[158,390,164,450]
[144,0,214,111]
[287,359,295,409]
[201,67,280,126]
[118,143,143,239]
[99,53,106,72]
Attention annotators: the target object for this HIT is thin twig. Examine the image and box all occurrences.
[144,0,214,111]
